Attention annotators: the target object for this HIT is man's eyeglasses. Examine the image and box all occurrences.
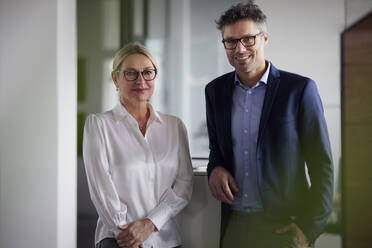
[222,32,263,50]
[117,69,157,81]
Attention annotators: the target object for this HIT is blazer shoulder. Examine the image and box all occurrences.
[205,71,235,91]
[277,69,314,85]
[273,68,322,106]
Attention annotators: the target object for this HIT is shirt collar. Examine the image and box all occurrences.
[112,102,162,124]
[147,103,162,124]
[234,61,271,88]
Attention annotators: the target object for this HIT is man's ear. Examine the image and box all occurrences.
[263,32,269,45]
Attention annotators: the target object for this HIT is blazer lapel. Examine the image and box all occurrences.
[223,72,235,160]
[258,64,280,143]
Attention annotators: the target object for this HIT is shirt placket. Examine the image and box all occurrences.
[242,88,252,206]
[144,125,158,206]
[130,117,157,208]
[250,83,263,210]
[250,88,260,190]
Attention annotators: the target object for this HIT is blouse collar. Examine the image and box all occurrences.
[112,102,162,124]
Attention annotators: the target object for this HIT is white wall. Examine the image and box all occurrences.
[346,0,372,27]
[0,0,77,247]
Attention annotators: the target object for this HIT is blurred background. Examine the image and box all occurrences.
[1,0,372,247]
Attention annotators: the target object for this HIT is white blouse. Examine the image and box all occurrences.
[83,103,193,248]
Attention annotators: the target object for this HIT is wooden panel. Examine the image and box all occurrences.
[345,240,372,248]
[344,65,372,124]
[343,12,372,248]
[344,14,372,65]
[344,125,372,180]
[344,184,372,239]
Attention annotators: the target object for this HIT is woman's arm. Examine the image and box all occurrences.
[83,114,127,236]
[146,118,193,231]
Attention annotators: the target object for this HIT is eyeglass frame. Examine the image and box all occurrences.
[116,68,157,81]
[222,32,264,50]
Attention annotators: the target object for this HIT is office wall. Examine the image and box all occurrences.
[0,0,77,247]
[346,0,372,27]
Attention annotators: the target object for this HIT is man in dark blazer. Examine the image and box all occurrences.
[205,2,333,248]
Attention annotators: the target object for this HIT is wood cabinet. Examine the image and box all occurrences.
[342,11,372,248]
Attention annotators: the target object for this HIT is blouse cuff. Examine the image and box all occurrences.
[113,211,127,226]
[146,202,172,231]
[109,211,127,237]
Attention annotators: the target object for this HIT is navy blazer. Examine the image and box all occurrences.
[205,64,334,243]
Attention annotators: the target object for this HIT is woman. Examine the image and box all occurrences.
[83,42,193,248]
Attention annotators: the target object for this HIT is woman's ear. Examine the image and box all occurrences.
[112,71,119,88]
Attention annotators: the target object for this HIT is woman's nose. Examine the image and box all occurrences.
[135,73,145,84]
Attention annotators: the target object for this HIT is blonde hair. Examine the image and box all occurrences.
[112,42,158,73]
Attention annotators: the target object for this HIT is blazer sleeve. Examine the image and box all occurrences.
[295,80,334,243]
[205,84,225,178]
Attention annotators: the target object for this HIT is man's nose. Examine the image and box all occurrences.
[235,40,247,53]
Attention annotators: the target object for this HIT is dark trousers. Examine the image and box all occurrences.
[220,211,302,248]
[96,238,181,248]
[96,238,120,248]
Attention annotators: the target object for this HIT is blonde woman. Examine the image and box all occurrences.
[83,42,193,248]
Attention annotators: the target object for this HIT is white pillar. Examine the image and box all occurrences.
[0,0,77,247]
[167,0,191,127]
[57,0,77,247]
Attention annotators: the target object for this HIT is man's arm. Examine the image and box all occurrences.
[296,79,334,243]
[205,85,224,177]
[205,84,238,204]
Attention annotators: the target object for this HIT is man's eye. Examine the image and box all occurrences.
[242,37,253,43]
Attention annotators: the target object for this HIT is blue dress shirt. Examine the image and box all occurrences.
[231,62,271,212]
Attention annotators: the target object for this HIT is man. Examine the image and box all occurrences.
[205,1,334,247]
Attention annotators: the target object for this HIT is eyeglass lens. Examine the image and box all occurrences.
[223,33,262,49]
[123,69,156,81]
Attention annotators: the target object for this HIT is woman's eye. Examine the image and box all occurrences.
[126,71,137,76]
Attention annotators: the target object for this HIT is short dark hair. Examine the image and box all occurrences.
[216,1,267,32]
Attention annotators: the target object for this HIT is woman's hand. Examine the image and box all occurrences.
[116,218,156,248]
